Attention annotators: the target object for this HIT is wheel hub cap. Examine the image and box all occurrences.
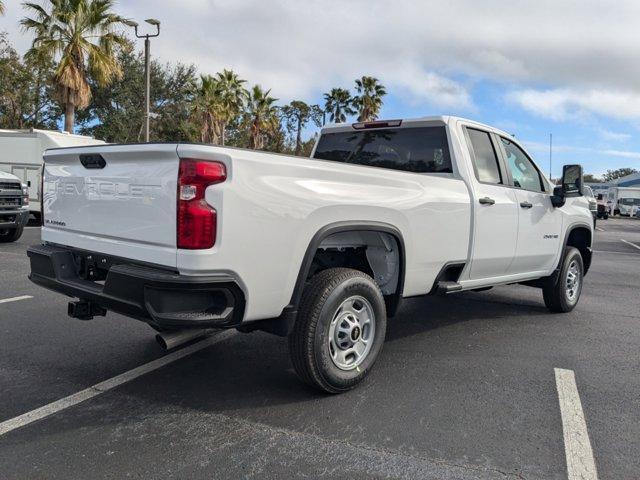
[328,296,375,371]
[565,260,581,302]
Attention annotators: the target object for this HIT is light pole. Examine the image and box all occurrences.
[124,18,161,142]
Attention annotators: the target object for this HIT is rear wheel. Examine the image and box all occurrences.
[288,268,387,393]
[0,226,24,243]
[543,246,583,313]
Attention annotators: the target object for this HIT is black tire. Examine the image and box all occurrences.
[0,226,24,243]
[288,267,387,393]
[543,246,584,313]
[603,213,609,220]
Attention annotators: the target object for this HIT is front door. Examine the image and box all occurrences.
[465,127,519,280]
[498,136,562,274]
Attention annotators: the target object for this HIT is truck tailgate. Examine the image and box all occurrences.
[42,144,180,268]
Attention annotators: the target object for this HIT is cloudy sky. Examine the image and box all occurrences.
[2,0,640,177]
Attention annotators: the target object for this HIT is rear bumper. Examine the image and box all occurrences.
[0,208,29,229]
[27,244,245,330]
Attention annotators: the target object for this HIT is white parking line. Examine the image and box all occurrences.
[621,239,640,251]
[0,295,33,305]
[554,368,598,480]
[595,227,605,232]
[593,250,640,256]
[0,330,234,437]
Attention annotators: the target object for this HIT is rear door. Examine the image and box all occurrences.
[464,127,519,280]
[42,144,180,267]
[497,136,562,275]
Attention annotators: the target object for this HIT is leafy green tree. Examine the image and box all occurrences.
[21,0,127,133]
[245,85,278,150]
[602,168,638,182]
[323,87,355,123]
[0,32,59,129]
[353,76,386,121]
[281,100,322,155]
[583,174,602,183]
[78,42,197,143]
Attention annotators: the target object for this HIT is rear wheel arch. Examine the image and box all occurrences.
[289,222,406,317]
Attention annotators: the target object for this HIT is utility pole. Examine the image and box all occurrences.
[124,18,161,142]
[549,133,553,181]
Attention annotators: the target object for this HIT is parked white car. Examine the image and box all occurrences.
[28,116,593,392]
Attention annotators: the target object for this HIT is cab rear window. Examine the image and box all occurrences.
[313,126,452,173]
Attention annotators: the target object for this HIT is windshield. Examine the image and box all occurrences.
[313,126,452,174]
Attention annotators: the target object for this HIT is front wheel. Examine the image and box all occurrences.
[0,226,24,243]
[288,268,387,393]
[543,246,584,313]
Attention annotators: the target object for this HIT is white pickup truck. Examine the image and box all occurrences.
[0,170,29,242]
[28,116,593,393]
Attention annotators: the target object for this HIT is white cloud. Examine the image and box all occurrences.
[601,149,640,160]
[597,129,632,142]
[3,0,640,118]
[508,88,640,121]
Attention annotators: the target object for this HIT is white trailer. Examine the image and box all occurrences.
[608,186,640,216]
[0,129,105,217]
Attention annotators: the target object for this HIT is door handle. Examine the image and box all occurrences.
[520,201,533,209]
[479,197,495,205]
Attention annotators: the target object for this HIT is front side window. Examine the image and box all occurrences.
[501,137,544,193]
[467,128,502,184]
[313,126,452,173]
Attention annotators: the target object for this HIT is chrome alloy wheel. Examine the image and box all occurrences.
[565,260,581,302]
[328,295,376,370]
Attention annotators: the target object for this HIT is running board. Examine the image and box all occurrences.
[436,281,463,295]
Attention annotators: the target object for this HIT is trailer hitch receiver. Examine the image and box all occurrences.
[68,300,107,321]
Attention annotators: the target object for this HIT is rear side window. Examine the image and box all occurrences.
[466,128,502,184]
[313,126,452,173]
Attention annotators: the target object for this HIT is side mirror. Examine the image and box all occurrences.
[551,185,566,208]
[561,164,583,197]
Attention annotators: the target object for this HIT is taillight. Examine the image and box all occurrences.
[177,158,226,249]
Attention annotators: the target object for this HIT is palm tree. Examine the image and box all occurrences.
[21,0,127,133]
[214,69,248,146]
[323,87,355,123]
[245,85,278,150]
[192,70,248,145]
[353,76,386,122]
[192,74,219,143]
[0,1,5,15]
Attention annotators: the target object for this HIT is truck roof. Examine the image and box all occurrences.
[0,128,101,142]
[319,116,513,138]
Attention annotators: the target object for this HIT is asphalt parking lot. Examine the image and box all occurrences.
[0,219,639,479]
